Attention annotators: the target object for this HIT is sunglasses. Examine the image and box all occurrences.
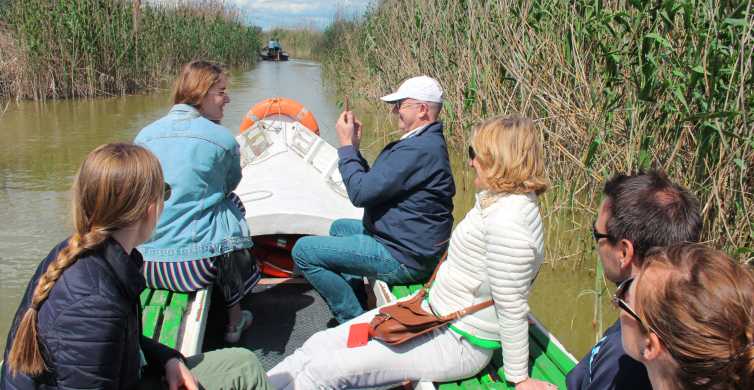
[592,221,612,242]
[164,183,172,201]
[612,277,662,339]
[468,145,476,161]
[393,99,423,110]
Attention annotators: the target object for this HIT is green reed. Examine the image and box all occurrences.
[0,0,261,99]
[319,0,754,262]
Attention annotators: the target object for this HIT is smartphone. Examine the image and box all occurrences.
[346,322,370,348]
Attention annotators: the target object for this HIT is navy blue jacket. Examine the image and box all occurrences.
[337,121,455,271]
[1,238,181,390]
[566,320,651,390]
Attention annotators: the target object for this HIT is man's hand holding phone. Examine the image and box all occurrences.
[336,97,362,148]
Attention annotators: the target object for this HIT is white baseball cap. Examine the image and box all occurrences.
[380,75,443,103]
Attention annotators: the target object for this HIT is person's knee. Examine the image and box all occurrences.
[329,218,349,236]
[221,347,259,362]
[291,237,317,267]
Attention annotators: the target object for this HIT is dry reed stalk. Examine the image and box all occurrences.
[320,0,754,261]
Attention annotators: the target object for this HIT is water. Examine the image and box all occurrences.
[0,59,614,360]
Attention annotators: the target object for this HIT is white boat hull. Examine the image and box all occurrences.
[235,116,362,236]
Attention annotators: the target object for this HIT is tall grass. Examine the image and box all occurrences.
[321,0,754,261]
[0,0,261,99]
[265,27,324,60]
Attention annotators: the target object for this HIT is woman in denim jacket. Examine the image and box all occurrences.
[135,61,258,343]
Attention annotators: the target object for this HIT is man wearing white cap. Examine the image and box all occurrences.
[291,75,456,323]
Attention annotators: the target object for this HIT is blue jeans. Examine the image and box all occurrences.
[292,219,427,323]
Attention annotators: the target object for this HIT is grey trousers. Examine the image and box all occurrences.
[138,347,272,390]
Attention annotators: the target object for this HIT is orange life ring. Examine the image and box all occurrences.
[240,97,319,135]
[251,245,295,278]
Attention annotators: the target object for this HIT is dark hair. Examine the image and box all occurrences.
[637,244,754,389]
[602,170,701,263]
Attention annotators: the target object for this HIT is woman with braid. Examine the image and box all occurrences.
[1,143,271,389]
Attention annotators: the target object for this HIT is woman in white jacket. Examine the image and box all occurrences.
[268,116,555,390]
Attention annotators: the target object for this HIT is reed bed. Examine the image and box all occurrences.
[321,0,754,261]
[0,0,261,100]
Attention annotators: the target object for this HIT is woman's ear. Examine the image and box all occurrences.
[642,332,665,362]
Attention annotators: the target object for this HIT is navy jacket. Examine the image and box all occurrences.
[337,121,455,270]
[566,320,651,390]
[1,238,181,390]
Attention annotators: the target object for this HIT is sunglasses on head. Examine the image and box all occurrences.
[468,145,476,161]
[164,183,172,201]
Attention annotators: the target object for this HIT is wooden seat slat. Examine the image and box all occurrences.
[158,305,183,348]
[170,292,189,311]
[149,289,171,308]
[140,289,153,308]
[142,305,162,339]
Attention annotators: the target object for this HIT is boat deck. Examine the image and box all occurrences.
[141,278,575,389]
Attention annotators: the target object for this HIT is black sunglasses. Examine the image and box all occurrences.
[468,145,476,161]
[612,277,662,340]
[592,221,612,242]
[164,183,172,201]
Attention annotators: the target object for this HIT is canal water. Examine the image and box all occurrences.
[0,59,615,360]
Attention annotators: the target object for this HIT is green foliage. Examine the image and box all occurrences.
[319,0,754,258]
[0,0,261,99]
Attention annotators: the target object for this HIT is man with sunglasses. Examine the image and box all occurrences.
[291,76,455,324]
[566,170,701,390]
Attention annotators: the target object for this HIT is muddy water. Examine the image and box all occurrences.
[0,59,614,360]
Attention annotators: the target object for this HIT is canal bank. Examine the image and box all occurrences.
[0,59,614,360]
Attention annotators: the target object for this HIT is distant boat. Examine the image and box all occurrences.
[260,39,289,61]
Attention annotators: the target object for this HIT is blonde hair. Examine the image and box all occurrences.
[471,115,548,195]
[172,60,226,107]
[7,143,164,376]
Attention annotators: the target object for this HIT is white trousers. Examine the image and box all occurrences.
[267,307,494,389]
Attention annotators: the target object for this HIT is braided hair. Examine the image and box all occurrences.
[7,143,164,376]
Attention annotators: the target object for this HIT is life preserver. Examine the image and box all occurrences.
[251,235,304,278]
[240,97,319,135]
[252,245,295,278]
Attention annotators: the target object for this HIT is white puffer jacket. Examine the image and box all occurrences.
[428,190,544,383]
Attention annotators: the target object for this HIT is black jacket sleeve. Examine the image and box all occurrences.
[140,335,184,375]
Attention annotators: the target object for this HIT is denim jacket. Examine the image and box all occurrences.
[134,104,253,262]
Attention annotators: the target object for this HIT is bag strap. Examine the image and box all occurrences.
[420,251,494,321]
[422,251,448,289]
[438,299,494,321]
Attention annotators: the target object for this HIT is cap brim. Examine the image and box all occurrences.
[380,92,406,103]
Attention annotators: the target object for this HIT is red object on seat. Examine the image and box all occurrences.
[251,235,304,278]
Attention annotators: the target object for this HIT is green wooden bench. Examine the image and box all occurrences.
[388,283,577,390]
[140,287,210,355]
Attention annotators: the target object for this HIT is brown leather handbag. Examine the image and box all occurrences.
[369,255,493,345]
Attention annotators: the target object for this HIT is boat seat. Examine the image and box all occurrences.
[389,284,576,390]
[140,287,210,355]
